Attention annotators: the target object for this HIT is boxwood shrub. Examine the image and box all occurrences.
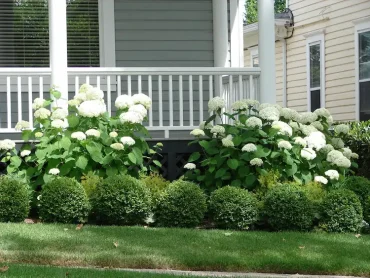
[154,180,207,228]
[264,184,314,231]
[320,189,363,233]
[141,173,170,209]
[39,177,90,223]
[209,186,258,229]
[365,196,370,224]
[0,175,29,222]
[341,176,370,207]
[91,175,151,225]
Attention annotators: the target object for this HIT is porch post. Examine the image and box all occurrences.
[212,0,228,68]
[230,0,244,67]
[258,0,276,104]
[49,0,68,108]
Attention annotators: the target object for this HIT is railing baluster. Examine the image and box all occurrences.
[169,75,173,127]
[199,75,203,123]
[128,75,132,96]
[86,76,90,85]
[138,75,142,94]
[249,75,254,100]
[117,76,121,96]
[179,75,183,127]
[17,77,22,123]
[218,75,223,98]
[6,77,11,129]
[107,76,111,116]
[75,76,79,95]
[159,75,163,126]
[238,75,243,100]
[39,76,44,99]
[97,76,101,89]
[229,75,233,108]
[189,75,193,126]
[209,75,213,116]
[28,77,33,127]
[148,75,153,127]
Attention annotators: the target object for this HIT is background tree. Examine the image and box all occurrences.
[245,0,286,24]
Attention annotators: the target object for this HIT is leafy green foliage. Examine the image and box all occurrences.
[81,172,102,198]
[364,196,370,223]
[320,189,363,233]
[245,0,286,24]
[141,173,170,209]
[154,180,207,228]
[209,186,258,229]
[264,185,315,231]
[341,176,370,207]
[91,175,151,225]
[0,176,29,222]
[39,177,90,223]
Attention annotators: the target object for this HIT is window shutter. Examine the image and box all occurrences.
[0,0,99,68]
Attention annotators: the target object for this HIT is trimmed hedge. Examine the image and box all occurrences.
[341,176,370,207]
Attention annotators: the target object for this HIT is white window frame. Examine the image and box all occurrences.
[98,0,116,67]
[304,30,325,112]
[354,17,370,121]
[250,47,259,67]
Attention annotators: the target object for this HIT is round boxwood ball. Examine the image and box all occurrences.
[155,180,207,228]
[0,176,29,222]
[320,189,363,233]
[210,186,258,229]
[264,184,314,231]
[91,174,151,225]
[341,176,370,207]
[39,177,90,223]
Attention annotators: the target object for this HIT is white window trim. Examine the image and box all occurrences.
[305,30,325,112]
[99,0,116,67]
[354,17,370,121]
[250,47,258,67]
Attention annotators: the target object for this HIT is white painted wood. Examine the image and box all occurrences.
[213,0,229,67]
[230,0,244,67]
[179,75,184,126]
[199,75,203,123]
[138,75,142,94]
[238,75,243,100]
[148,75,153,127]
[97,76,101,89]
[282,39,287,107]
[98,0,116,67]
[39,77,44,100]
[117,76,122,96]
[189,75,193,126]
[28,77,33,127]
[209,75,213,115]
[86,76,90,85]
[169,75,173,126]
[6,77,11,129]
[159,75,163,126]
[128,75,132,96]
[258,0,276,103]
[75,76,79,95]
[17,77,22,122]
[49,0,68,108]
[107,76,111,116]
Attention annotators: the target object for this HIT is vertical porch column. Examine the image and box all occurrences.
[212,0,228,68]
[230,0,244,67]
[258,0,276,103]
[49,0,68,108]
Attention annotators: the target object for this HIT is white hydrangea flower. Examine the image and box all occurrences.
[242,143,257,152]
[314,176,328,185]
[305,131,326,151]
[278,140,292,150]
[34,108,51,120]
[293,137,307,147]
[341,147,352,159]
[259,103,282,112]
[327,116,334,125]
[49,168,60,175]
[79,84,93,94]
[74,93,87,102]
[210,125,225,135]
[110,143,124,150]
[222,135,234,147]
[300,124,318,136]
[314,108,331,118]
[85,87,104,101]
[109,131,118,138]
[311,121,324,131]
[259,107,280,121]
[289,121,300,131]
[78,100,106,118]
[120,136,135,146]
[190,129,205,137]
[199,121,213,130]
[0,139,15,151]
[280,108,299,121]
[334,156,351,168]
[272,121,293,136]
[246,117,263,128]
[301,148,316,160]
[334,124,350,135]
[129,104,147,118]
[351,153,359,159]
[119,111,143,124]
[132,93,152,109]
[320,144,334,154]
[51,108,68,120]
[231,100,249,111]
[85,129,101,138]
[184,163,196,170]
[115,95,134,109]
[20,150,31,157]
[15,120,30,131]
[297,112,318,124]
[208,97,226,112]
[327,150,344,163]
[32,98,46,110]
[35,132,43,138]
[51,119,68,129]
[68,99,81,107]
[325,170,339,180]
[331,138,345,149]
[250,158,263,166]
[71,132,86,141]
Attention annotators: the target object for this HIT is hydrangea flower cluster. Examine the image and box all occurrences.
[325,170,339,180]
[272,121,293,136]
[221,135,234,147]
[314,176,328,184]
[190,129,205,137]
[0,139,15,151]
[305,131,326,151]
[242,143,257,152]
[250,158,263,166]
[278,140,292,150]
[246,117,263,128]
[15,120,30,131]
[208,97,226,112]
[301,148,316,160]
[327,150,351,168]
[259,107,280,121]
[85,129,101,138]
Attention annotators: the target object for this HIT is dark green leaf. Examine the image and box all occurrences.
[227,159,239,170]
[188,152,201,162]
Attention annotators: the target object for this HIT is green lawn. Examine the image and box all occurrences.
[0,223,369,276]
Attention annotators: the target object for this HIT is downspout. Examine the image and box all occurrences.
[282,0,290,107]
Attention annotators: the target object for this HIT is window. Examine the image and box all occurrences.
[305,30,325,112]
[355,18,370,121]
[250,47,259,67]
[0,0,103,67]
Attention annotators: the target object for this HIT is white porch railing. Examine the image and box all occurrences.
[0,67,260,138]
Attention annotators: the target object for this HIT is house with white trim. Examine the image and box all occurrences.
[244,0,370,122]
[0,0,279,140]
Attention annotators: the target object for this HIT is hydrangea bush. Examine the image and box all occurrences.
[185,98,357,191]
[1,85,159,188]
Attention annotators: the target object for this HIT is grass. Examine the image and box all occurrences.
[0,223,369,276]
